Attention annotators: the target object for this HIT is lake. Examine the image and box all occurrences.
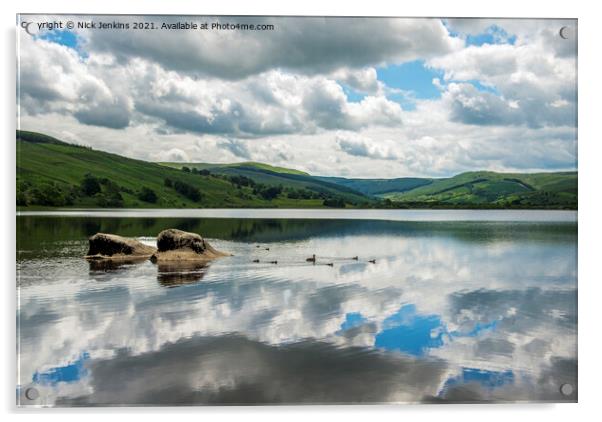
[16,209,578,405]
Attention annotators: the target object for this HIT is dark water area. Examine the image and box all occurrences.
[16,211,577,405]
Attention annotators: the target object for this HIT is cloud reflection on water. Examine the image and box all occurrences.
[17,217,577,405]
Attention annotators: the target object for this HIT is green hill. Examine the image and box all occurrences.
[16,131,368,209]
[160,162,369,205]
[16,130,577,210]
[379,171,577,209]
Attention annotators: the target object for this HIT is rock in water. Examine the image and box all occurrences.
[85,233,156,260]
[151,229,229,262]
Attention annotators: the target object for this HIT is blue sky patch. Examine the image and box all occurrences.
[373,303,501,357]
[377,60,443,103]
[466,25,517,47]
[341,85,366,103]
[32,352,90,385]
[374,304,445,356]
[340,312,368,331]
[38,30,78,49]
[36,30,88,58]
[442,20,517,47]
[440,367,515,396]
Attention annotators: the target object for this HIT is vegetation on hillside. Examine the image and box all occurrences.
[16,131,363,209]
[16,131,577,210]
[379,171,577,209]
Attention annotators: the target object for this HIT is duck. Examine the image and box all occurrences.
[269,260,278,264]
[351,256,358,261]
[368,259,376,264]
[306,254,316,263]
[252,259,260,263]
[265,247,270,251]
[325,262,334,267]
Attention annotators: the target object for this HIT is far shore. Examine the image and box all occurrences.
[16,207,578,223]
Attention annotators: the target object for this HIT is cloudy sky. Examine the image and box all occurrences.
[17,16,577,178]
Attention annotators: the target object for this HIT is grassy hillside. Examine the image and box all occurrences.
[162,164,577,209]
[381,171,577,209]
[16,131,368,209]
[161,162,369,205]
[16,130,577,210]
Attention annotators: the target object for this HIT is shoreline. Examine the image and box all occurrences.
[16,208,578,223]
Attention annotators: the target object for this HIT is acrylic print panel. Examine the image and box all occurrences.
[16,15,577,406]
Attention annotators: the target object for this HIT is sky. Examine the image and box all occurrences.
[17,16,577,178]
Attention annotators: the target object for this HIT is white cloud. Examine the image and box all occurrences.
[19,35,133,129]
[427,25,577,129]
[17,17,577,177]
[217,139,252,159]
[152,148,190,163]
[332,67,384,95]
[20,37,405,138]
[80,16,462,79]
[336,132,401,160]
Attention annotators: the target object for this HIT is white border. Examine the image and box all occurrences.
[3,1,599,421]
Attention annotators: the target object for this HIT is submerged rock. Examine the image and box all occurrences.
[151,229,229,262]
[85,233,156,260]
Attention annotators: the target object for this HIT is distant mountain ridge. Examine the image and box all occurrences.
[160,161,310,176]
[16,130,577,209]
[317,176,434,196]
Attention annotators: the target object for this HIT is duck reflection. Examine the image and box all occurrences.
[156,262,210,287]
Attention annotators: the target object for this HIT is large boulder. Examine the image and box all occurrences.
[151,229,229,262]
[85,233,156,260]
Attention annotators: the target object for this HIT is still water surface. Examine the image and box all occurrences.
[17,210,577,405]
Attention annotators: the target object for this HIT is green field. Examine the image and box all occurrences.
[16,131,577,209]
